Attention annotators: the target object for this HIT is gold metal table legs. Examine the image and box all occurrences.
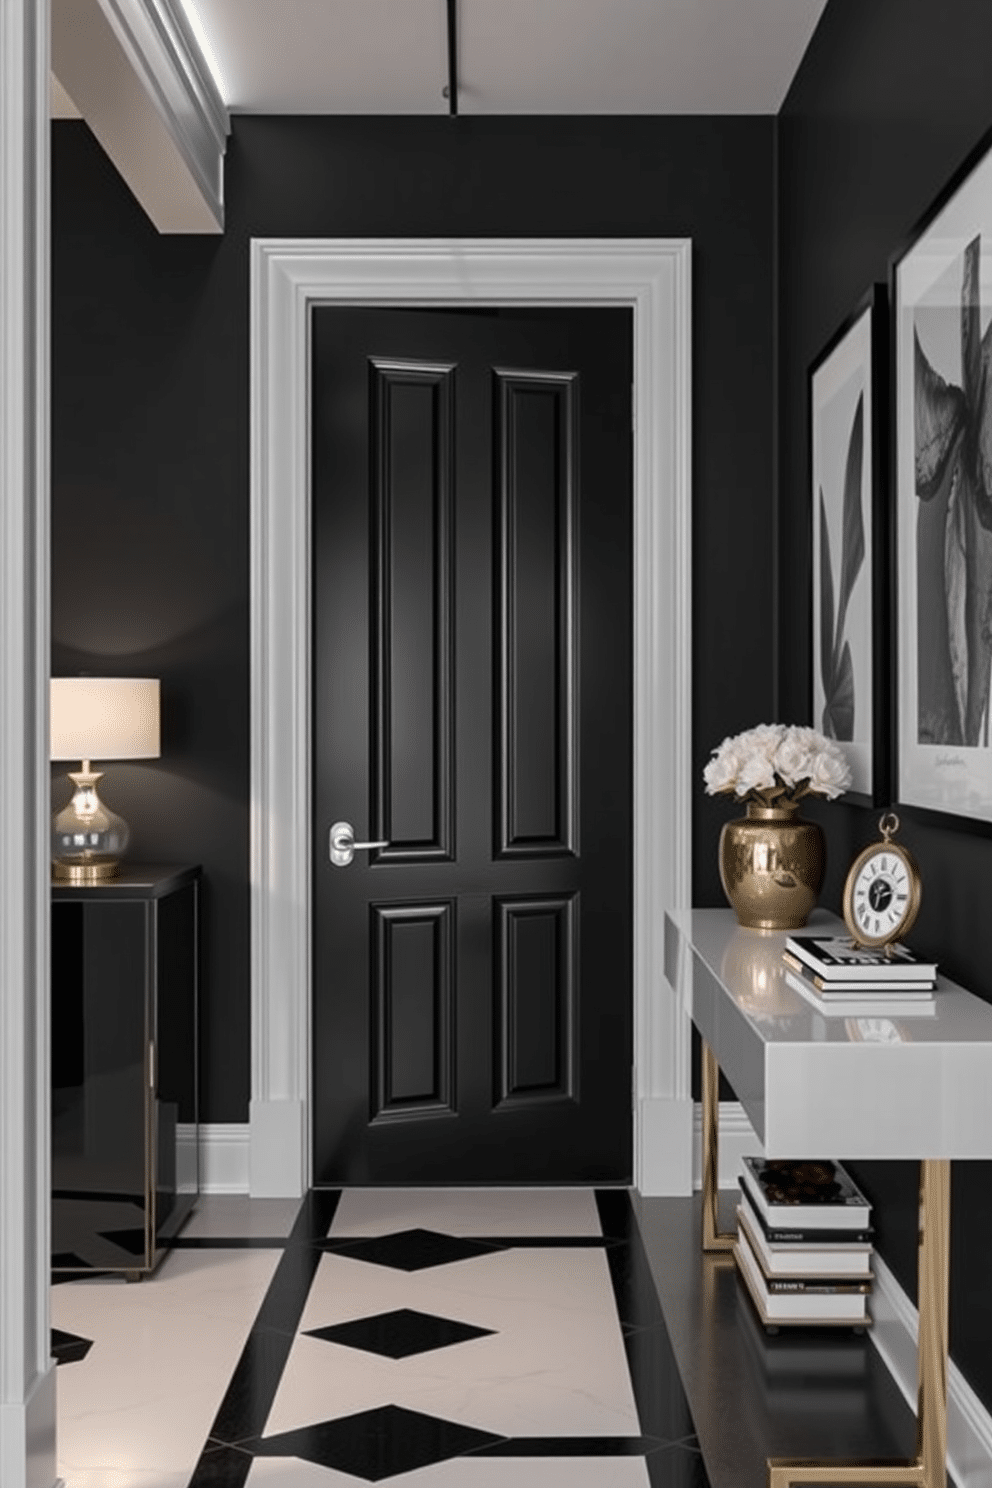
[701,1039,736,1252]
[767,1159,949,1487]
[698,1041,951,1488]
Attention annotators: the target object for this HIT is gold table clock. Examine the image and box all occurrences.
[842,811,922,950]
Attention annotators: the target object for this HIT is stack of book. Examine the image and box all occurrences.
[734,1156,874,1329]
[782,935,938,1017]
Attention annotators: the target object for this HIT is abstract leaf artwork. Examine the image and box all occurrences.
[914,235,992,747]
[895,126,992,824]
[810,290,881,804]
[818,394,865,741]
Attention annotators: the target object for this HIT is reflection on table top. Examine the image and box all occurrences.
[664,906,992,1159]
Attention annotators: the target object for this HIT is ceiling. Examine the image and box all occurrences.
[176,0,829,116]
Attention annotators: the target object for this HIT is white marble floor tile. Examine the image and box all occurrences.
[266,1248,638,1440]
[246,1453,651,1487]
[53,1248,280,1483]
[60,1470,193,1488]
[299,1248,621,1332]
[181,1194,302,1238]
[329,1187,603,1237]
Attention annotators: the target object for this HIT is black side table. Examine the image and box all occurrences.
[52,865,200,1279]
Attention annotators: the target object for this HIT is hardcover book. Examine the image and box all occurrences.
[740,1156,871,1230]
[782,951,935,994]
[785,935,937,981]
[735,1231,869,1322]
[784,968,937,1020]
[737,1202,873,1281]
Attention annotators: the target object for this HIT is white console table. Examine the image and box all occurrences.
[664,906,992,1488]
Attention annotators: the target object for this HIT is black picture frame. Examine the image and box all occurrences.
[891,124,992,832]
[808,283,890,808]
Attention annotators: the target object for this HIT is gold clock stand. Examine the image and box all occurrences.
[700,1037,950,1488]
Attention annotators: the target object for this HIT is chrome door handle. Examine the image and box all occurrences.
[329,820,388,868]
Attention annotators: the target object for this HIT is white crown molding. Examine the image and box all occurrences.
[249,237,693,1198]
[0,0,56,1483]
[51,0,229,233]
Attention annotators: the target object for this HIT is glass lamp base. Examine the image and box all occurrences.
[52,764,130,883]
[52,858,121,883]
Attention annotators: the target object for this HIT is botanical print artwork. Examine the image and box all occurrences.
[819,391,865,741]
[811,296,875,801]
[914,234,992,747]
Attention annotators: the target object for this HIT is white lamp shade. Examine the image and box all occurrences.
[50,677,161,762]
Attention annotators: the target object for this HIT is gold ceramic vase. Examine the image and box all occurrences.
[718,801,825,930]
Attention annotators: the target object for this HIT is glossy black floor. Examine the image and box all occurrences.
[162,1189,710,1487]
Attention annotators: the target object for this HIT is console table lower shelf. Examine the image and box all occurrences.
[668,906,992,1488]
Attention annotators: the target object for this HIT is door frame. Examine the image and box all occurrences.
[248,238,693,1197]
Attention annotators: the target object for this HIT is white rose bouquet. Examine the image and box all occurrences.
[703,723,851,807]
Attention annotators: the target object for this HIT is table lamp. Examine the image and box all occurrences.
[50,677,161,881]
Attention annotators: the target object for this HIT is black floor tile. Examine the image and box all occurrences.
[51,1252,92,1273]
[646,1440,712,1488]
[199,1191,341,1451]
[170,1236,290,1250]
[474,1434,666,1456]
[324,1227,505,1271]
[208,1326,299,1445]
[623,1320,697,1444]
[250,1403,504,1481]
[306,1307,495,1358]
[187,1441,254,1488]
[51,1327,92,1365]
[98,1227,147,1256]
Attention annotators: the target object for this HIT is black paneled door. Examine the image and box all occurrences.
[312,307,632,1183]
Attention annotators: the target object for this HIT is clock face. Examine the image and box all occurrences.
[842,817,922,949]
[850,851,911,941]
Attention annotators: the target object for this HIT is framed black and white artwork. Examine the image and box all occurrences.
[894,127,992,826]
[810,285,888,806]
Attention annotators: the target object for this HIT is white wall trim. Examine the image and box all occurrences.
[871,1253,992,1488]
[51,0,229,232]
[178,1123,251,1194]
[249,238,693,1198]
[0,1,56,1483]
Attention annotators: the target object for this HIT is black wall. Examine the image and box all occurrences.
[52,115,775,1122]
[778,0,992,1409]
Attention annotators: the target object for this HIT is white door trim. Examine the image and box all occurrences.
[0,2,58,1485]
[249,238,693,1197]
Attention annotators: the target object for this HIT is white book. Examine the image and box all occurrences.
[737,1199,873,1278]
[785,968,936,1019]
[740,1155,871,1230]
[736,1230,868,1321]
[785,935,936,981]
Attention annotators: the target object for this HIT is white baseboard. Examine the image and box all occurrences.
[177,1123,250,1194]
[637,1096,693,1197]
[692,1099,762,1189]
[871,1253,992,1488]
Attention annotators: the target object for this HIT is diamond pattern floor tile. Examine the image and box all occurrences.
[51,1327,93,1365]
[305,1307,495,1359]
[324,1228,505,1272]
[252,1403,504,1481]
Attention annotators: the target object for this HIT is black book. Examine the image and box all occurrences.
[785,935,937,981]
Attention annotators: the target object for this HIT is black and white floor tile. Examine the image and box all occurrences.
[52,1190,710,1488]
